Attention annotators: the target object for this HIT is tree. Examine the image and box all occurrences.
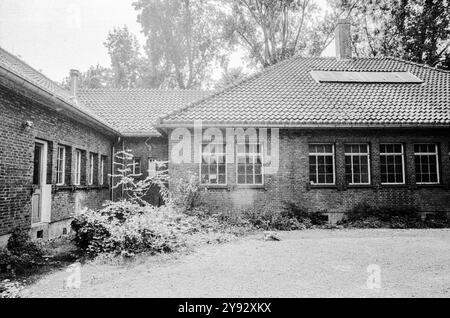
[60,64,113,90]
[133,0,224,89]
[222,0,324,67]
[104,26,143,88]
[331,0,450,69]
[215,66,248,89]
[79,65,113,89]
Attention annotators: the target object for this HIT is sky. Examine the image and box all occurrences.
[0,0,333,83]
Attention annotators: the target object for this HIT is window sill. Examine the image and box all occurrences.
[235,185,266,190]
[380,184,408,189]
[309,184,338,190]
[53,185,109,192]
[201,185,230,190]
[415,184,445,189]
[344,184,373,189]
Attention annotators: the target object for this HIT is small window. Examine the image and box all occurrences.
[56,146,66,185]
[236,143,263,185]
[380,144,405,184]
[309,144,335,185]
[201,143,226,185]
[74,150,82,185]
[414,144,439,184]
[132,158,142,176]
[345,144,371,185]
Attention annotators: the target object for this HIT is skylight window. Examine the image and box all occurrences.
[310,71,423,83]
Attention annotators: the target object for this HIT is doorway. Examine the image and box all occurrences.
[32,140,48,224]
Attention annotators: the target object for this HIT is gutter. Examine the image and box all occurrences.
[157,121,450,130]
[0,67,121,136]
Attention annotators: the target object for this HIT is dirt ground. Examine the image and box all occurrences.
[23,229,450,298]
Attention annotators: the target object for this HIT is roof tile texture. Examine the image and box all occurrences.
[77,89,210,135]
[161,57,450,127]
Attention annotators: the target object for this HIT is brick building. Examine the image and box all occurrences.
[158,20,450,222]
[0,46,208,243]
[0,48,119,243]
[1,19,449,244]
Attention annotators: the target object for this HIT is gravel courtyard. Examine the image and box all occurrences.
[24,229,450,298]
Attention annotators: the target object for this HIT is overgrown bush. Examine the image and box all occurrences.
[72,202,180,257]
[0,228,44,275]
[71,200,246,258]
[0,279,25,298]
[172,175,205,213]
[241,202,328,231]
[338,203,450,229]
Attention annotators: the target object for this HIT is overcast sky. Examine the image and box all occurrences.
[0,0,333,83]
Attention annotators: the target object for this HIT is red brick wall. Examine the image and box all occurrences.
[168,128,450,216]
[0,85,115,235]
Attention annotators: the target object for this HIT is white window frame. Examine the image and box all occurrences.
[200,143,227,185]
[414,144,440,185]
[132,158,142,176]
[89,153,95,185]
[56,146,66,185]
[99,156,105,186]
[380,143,406,185]
[236,142,264,186]
[308,143,336,185]
[74,149,82,185]
[344,143,371,185]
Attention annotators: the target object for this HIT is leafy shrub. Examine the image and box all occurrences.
[0,228,44,275]
[0,279,25,298]
[338,203,450,229]
[72,202,179,257]
[424,211,450,228]
[172,175,205,213]
[71,201,244,258]
[7,228,44,258]
[240,202,328,231]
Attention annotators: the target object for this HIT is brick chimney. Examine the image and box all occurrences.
[335,19,352,60]
[69,69,80,97]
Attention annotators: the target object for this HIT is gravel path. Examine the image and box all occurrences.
[24,229,450,298]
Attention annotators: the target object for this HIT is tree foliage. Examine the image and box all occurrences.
[222,0,324,67]
[333,0,450,69]
[133,0,224,89]
[104,26,142,88]
[60,64,113,90]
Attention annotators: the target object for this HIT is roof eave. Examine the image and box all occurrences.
[158,121,450,129]
[0,66,121,136]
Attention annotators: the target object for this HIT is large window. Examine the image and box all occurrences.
[74,150,82,185]
[414,144,439,184]
[309,144,335,185]
[380,144,405,184]
[99,156,105,185]
[200,143,226,185]
[345,144,371,185]
[236,143,263,185]
[56,146,66,185]
[89,153,95,185]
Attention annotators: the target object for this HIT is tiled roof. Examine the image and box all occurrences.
[0,46,116,132]
[160,57,450,128]
[77,89,211,136]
